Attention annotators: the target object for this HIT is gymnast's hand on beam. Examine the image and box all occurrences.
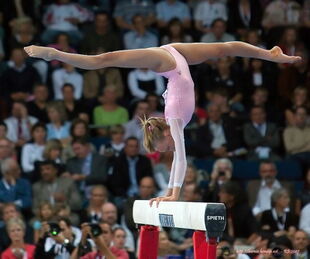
[149,195,178,207]
[24,45,55,61]
[269,46,301,63]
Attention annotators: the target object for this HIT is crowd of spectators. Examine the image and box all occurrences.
[0,0,310,258]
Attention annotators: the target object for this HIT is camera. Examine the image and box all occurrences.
[218,171,226,177]
[272,247,284,259]
[48,222,61,236]
[88,223,103,237]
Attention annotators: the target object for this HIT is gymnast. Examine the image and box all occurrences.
[24,42,300,206]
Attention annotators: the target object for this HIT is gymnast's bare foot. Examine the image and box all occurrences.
[270,46,301,63]
[149,195,178,208]
[24,45,55,61]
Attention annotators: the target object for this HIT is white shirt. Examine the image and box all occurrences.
[252,179,282,216]
[21,143,45,173]
[299,203,310,236]
[194,0,228,28]
[209,120,226,149]
[52,68,83,100]
[127,69,165,100]
[124,118,145,153]
[5,116,38,143]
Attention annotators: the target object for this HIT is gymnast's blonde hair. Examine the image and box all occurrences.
[140,116,169,152]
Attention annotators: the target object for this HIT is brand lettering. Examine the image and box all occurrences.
[207,216,225,220]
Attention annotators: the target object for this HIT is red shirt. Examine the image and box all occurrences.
[81,246,129,259]
[1,245,35,259]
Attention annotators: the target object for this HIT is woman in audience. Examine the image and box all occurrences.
[21,122,46,175]
[42,138,66,174]
[1,218,36,258]
[161,18,193,45]
[99,124,125,158]
[145,93,164,118]
[112,227,133,258]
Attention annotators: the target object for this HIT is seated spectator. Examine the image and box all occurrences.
[52,63,83,100]
[0,203,33,252]
[260,188,297,236]
[161,18,193,45]
[1,48,40,102]
[42,139,66,175]
[153,152,173,196]
[80,12,121,55]
[93,85,129,135]
[182,182,203,202]
[101,202,135,253]
[194,0,227,34]
[99,124,125,158]
[66,136,108,195]
[0,122,8,139]
[295,168,310,216]
[1,218,36,258]
[245,29,266,49]
[21,122,46,175]
[0,138,15,167]
[54,203,80,226]
[48,32,76,69]
[46,101,71,145]
[113,0,155,31]
[219,181,259,242]
[157,231,183,258]
[32,160,82,214]
[113,227,134,258]
[247,160,294,217]
[61,83,85,121]
[156,0,191,29]
[217,239,250,259]
[80,185,109,224]
[243,106,281,161]
[41,0,92,45]
[204,158,233,202]
[0,158,32,211]
[283,106,310,171]
[284,86,310,126]
[127,68,165,101]
[27,84,49,123]
[200,18,235,43]
[124,100,150,153]
[291,230,310,259]
[299,203,310,236]
[227,0,262,38]
[5,101,38,148]
[108,137,153,198]
[278,27,303,58]
[124,14,158,50]
[145,93,164,118]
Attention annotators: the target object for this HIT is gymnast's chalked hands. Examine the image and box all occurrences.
[24,45,55,61]
[269,46,301,63]
[149,195,178,207]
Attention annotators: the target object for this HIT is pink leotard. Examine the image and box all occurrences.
[156,44,195,189]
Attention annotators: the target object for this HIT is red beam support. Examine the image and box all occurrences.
[138,225,159,259]
[193,231,208,259]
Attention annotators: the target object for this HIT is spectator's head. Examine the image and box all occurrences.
[2,203,20,222]
[11,101,28,119]
[55,204,71,218]
[207,103,222,123]
[70,118,89,138]
[217,240,237,259]
[216,57,232,72]
[72,136,91,158]
[100,85,119,104]
[31,122,47,144]
[39,160,58,182]
[212,158,233,183]
[90,185,108,207]
[95,11,110,34]
[292,86,308,107]
[109,125,125,144]
[10,48,26,67]
[0,138,13,160]
[182,183,202,202]
[55,33,70,48]
[246,29,262,46]
[292,230,309,253]
[37,202,54,221]
[280,26,298,46]
[132,14,146,32]
[112,227,126,250]
[134,100,149,119]
[101,202,117,226]
[124,137,140,157]
[47,102,67,124]
[99,221,113,247]
[211,18,227,39]
[219,181,244,207]
[6,218,26,244]
[145,94,162,113]
[0,122,7,139]
[139,176,156,199]
[11,16,35,38]
[184,164,199,185]
[33,84,49,102]
[1,158,21,180]
[167,18,184,38]
[211,88,229,107]
[271,188,290,209]
[294,106,308,128]
[62,83,75,102]
[58,217,74,240]
[43,139,62,160]
[252,88,269,106]
[259,160,277,185]
[250,105,266,124]
[250,58,264,72]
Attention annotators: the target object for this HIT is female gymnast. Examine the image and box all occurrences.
[24,42,300,206]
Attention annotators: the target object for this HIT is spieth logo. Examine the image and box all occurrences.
[207,216,225,221]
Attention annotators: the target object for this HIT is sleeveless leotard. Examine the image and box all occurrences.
[157,45,195,127]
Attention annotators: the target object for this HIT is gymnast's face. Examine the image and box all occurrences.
[154,130,175,152]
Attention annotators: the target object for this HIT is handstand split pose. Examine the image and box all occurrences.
[24,42,301,206]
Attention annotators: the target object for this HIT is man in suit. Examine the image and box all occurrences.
[32,160,82,213]
[188,103,243,158]
[247,160,294,218]
[108,137,153,198]
[291,230,310,259]
[66,136,108,195]
[243,105,281,160]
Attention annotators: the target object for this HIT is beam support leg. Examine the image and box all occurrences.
[193,231,208,259]
[138,225,159,259]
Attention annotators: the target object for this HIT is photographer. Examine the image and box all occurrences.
[34,217,81,259]
[217,239,250,259]
[72,222,129,259]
